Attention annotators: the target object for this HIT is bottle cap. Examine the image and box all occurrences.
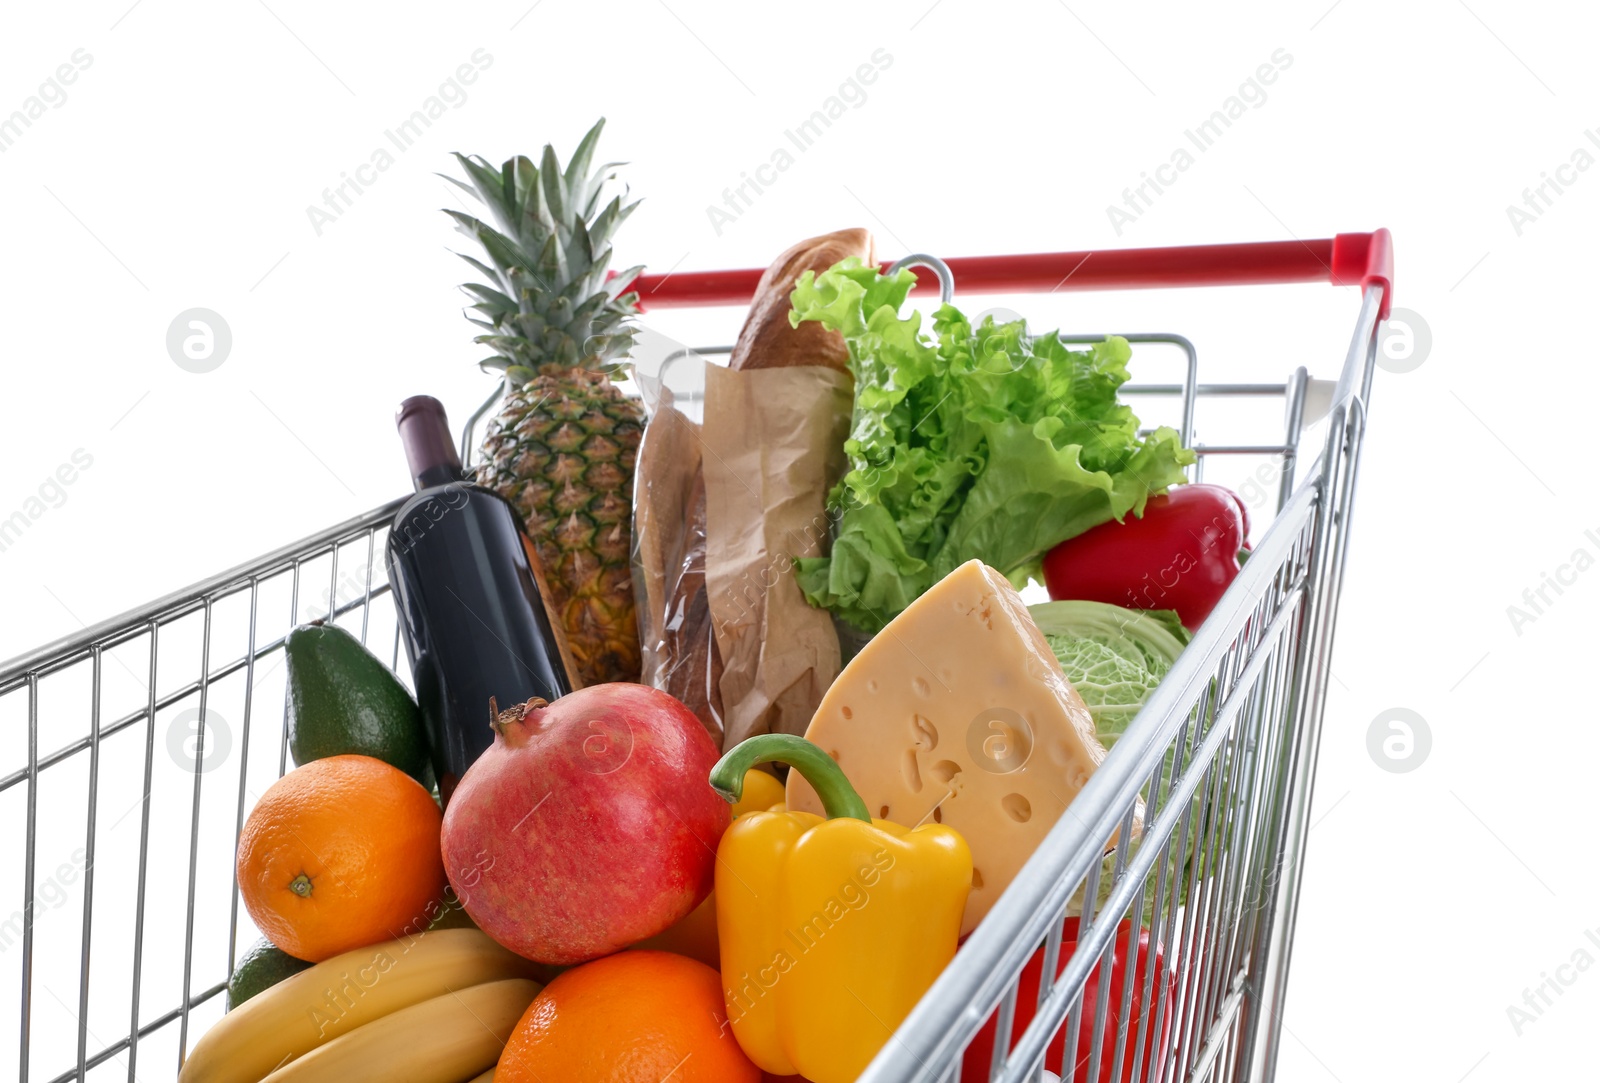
[396,395,465,489]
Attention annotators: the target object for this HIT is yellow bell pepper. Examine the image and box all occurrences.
[709,734,972,1083]
[733,766,787,816]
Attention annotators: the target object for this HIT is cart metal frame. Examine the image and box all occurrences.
[0,233,1390,1082]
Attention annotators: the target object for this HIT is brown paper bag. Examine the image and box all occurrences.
[700,363,852,748]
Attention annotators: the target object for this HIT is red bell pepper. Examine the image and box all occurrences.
[1041,485,1248,631]
[961,919,1173,1083]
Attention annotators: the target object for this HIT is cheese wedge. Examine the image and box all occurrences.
[788,559,1110,935]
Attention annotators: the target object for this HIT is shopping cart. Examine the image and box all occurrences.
[0,231,1390,1083]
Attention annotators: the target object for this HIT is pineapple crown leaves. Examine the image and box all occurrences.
[443,118,643,383]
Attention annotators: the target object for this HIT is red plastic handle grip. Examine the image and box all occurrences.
[1329,230,1393,318]
[628,230,1392,319]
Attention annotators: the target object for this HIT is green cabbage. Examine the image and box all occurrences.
[1029,600,1190,746]
[789,259,1195,634]
[1032,600,1196,926]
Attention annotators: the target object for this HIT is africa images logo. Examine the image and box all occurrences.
[705,49,893,236]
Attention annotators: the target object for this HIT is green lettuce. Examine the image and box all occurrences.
[791,259,1195,632]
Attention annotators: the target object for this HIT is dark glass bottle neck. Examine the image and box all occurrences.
[415,462,466,489]
[396,395,467,492]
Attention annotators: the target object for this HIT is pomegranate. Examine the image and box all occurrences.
[440,683,729,965]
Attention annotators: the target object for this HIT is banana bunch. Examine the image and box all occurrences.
[181,928,536,1083]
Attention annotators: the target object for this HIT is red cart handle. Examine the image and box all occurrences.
[629,230,1392,319]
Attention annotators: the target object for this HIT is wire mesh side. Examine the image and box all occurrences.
[851,471,1321,1083]
[1243,288,1381,1080]
[1034,514,1312,1083]
[0,503,404,1083]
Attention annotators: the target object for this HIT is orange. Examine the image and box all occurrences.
[497,950,760,1083]
[236,754,446,962]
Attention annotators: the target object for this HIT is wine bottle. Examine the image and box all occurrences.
[386,395,574,803]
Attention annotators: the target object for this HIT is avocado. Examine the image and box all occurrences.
[227,938,312,1009]
[286,622,431,782]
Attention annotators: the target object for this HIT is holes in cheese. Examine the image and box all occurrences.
[901,749,923,793]
[1001,793,1032,823]
[788,559,1114,936]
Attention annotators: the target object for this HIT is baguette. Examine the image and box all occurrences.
[729,228,875,372]
[657,475,724,736]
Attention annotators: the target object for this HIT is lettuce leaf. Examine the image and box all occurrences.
[792,259,1195,633]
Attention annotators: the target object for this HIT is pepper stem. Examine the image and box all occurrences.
[709,734,871,823]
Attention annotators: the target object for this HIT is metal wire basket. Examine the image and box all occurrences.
[0,232,1390,1083]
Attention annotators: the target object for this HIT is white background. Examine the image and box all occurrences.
[0,0,1593,1080]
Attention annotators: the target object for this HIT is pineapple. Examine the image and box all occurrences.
[445,119,645,685]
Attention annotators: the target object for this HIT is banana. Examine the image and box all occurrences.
[259,978,537,1083]
[180,928,537,1083]
[463,1071,496,1083]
